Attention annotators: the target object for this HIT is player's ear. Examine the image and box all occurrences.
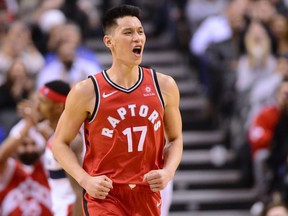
[103,35,112,48]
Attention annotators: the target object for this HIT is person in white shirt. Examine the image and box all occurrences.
[36,42,102,89]
[189,0,248,56]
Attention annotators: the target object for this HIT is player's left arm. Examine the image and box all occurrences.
[144,72,183,191]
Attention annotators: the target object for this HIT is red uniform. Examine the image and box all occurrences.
[248,105,280,156]
[83,67,165,215]
[0,158,53,216]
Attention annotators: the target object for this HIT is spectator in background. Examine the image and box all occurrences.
[189,0,248,57]
[36,41,102,89]
[188,0,249,123]
[33,8,67,55]
[270,13,288,57]
[223,21,276,182]
[29,0,101,54]
[185,0,228,34]
[0,21,44,85]
[249,81,288,202]
[77,0,101,37]
[45,22,103,69]
[230,20,277,150]
[248,56,288,125]
[0,113,53,216]
[248,0,276,25]
[8,80,84,216]
[248,81,288,205]
[60,0,98,39]
[0,58,34,133]
[235,20,276,100]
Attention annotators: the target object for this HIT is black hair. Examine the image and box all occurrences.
[44,80,71,96]
[102,4,141,34]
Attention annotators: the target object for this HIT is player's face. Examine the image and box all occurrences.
[109,16,146,66]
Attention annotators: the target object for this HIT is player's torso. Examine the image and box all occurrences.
[84,67,165,184]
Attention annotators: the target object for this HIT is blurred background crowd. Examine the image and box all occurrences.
[1,0,288,215]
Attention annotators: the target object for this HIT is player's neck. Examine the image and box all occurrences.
[107,65,139,89]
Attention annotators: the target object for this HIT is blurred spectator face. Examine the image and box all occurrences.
[249,0,276,23]
[6,58,32,88]
[227,0,249,31]
[17,136,41,165]
[270,14,288,40]
[245,21,271,63]
[6,21,32,57]
[5,58,34,99]
[8,59,28,82]
[266,206,288,216]
[61,24,81,46]
[58,42,76,70]
[48,24,64,52]
[8,21,30,44]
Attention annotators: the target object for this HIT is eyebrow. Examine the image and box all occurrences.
[122,26,144,31]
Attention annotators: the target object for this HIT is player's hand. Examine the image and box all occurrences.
[143,169,171,192]
[83,175,113,199]
[17,99,41,125]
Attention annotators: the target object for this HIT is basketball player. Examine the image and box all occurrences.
[52,5,183,216]
[37,80,84,216]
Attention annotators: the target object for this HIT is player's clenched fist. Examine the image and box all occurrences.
[143,169,171,192]
[82,175,113,199]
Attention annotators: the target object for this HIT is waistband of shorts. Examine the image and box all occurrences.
[112,183,153,192]
[49,169,67,179]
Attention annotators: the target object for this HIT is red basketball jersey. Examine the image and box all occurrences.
[83,67,165,185]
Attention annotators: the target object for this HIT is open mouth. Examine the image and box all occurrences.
[133,47,142,55]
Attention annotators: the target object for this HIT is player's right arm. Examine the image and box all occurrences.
[52,79,113,199]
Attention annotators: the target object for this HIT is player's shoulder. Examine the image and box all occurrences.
[72,78,94,94]
[67,78,96,104]
[140,66,178,91]
[141,66,173,82]
[155,71,177,88]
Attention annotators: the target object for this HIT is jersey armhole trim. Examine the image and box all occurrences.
[152,69,165,109]
[88,75,100,122]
